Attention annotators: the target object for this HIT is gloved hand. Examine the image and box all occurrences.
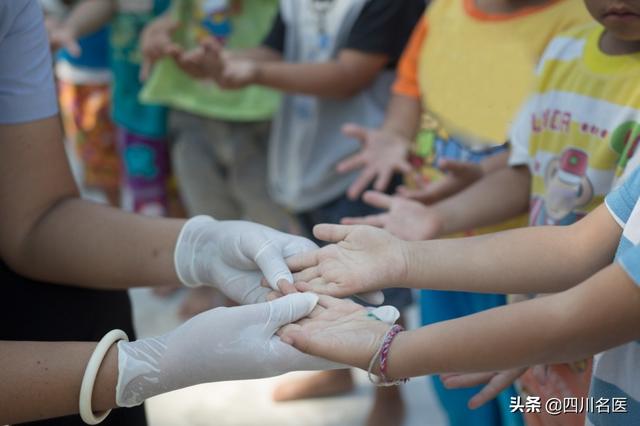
[116,293,339,407]
[174,216,318,304]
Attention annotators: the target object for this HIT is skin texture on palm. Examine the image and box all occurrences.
[288,224,409,298]
[279,296,394,372]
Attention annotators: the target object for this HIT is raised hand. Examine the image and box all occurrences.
[397,159,484,205]
[169,36,225,80]
[140,15,179,80]
[337,124,412,200]
[287,224,408,299]
[215,54,259,90]
[48,23,81,57]
[279,296,399,370]
[440,367,527,409]
[342,191,444,241]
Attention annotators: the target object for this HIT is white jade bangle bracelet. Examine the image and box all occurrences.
[79,329,129,425]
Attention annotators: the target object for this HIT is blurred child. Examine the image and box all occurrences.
[43,0,120,206]
[335,0,590,424]
[341,0,640,424]
[138,0,296,317]
[53,0,172,216]
[172,1,425,424]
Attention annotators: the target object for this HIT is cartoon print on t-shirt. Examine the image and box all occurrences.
[530,148,594,226]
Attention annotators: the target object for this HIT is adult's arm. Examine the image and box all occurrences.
[0,116,184,289]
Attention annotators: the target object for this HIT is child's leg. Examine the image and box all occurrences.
[169,110,241,220]
[58,79,121,206]
[116,127,170,217]
[226,120,298,232]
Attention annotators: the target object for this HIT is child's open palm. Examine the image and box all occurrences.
[279,296,398,370]
[287,224,408,301]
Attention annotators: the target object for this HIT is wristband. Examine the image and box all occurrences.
[367,324,409,387]
[80,329,129,425]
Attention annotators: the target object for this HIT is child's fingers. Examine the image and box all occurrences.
[336,152,366,174]
[362,191,393,210]
[266,291,283,302]
[65,39,82,57]
[341,123,369,144]
[341,214,386,227]
[277,279,299,295]
[286,250,320,272]
[317,294,357,310]
[292,265,320,283]
[468,370,524,409]
[373,169,393,193]
[301,278,345,297]
[346,168,377,200]
[313,224,353,243]
[442,372,495,389]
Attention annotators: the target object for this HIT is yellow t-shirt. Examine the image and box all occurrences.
[509,24,640,226]
[395,0,591,148]
[393,0,590,235]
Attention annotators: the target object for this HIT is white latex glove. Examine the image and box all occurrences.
[174,216,318,304]
[174,216,384,305]
[116,293,338,407]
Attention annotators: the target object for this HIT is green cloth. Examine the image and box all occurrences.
[140,0,280,121]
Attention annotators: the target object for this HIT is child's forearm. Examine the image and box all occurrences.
[254,50,388,99]
[229,46,283,62]
[387,264,640,379]
[402,204,620,294]
[63,0,115,39]
[431,165,532,236]
[381,94,421,140]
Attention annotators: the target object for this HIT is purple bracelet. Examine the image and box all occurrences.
[367,324,409,386]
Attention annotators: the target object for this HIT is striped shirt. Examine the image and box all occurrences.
[596,168,640,425]
[509,23,640,227]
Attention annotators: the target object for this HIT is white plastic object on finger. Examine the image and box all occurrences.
[80,329,129,425]
[353,290,385,306]
[367,305,400,325]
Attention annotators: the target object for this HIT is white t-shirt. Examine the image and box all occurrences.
[0,0,58,124]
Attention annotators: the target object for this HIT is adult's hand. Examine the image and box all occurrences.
[116,293,343,407]
[174,216,318,304]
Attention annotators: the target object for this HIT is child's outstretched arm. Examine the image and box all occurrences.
[49,0,115,55]
[281,263,640,379]
[290,203,620,297]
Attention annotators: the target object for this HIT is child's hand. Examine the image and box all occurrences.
[140,15,179,80]
[441,367,527,410]
[170,36,225,80]
[48,23,81,57]
[337,124,412,200]
[397,160,484,205]
[287,224,409,298]
[279,296,399,371]
[341,191,444,241]
[216,55,260,90]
